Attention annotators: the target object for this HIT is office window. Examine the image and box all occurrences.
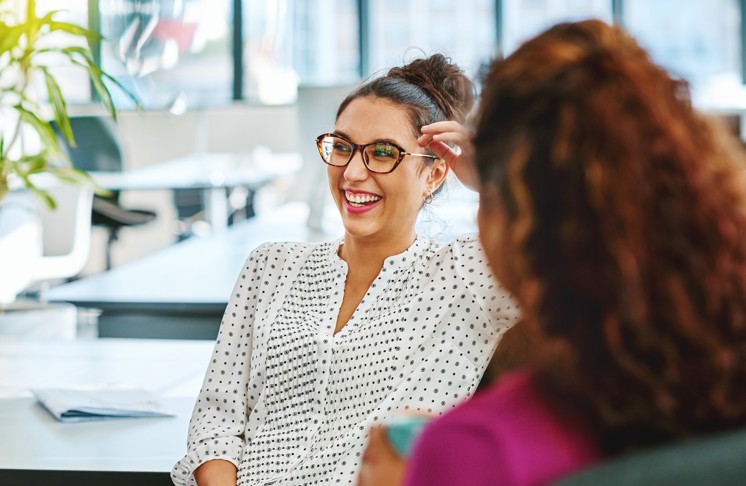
[99,0,233,109]
[291,0,359,85]
[35,0,91,104]
[242,0,359,104]
[368,0,496,80]
[623,0,741,109]
[502,0,613,54]
[29,1,746,110]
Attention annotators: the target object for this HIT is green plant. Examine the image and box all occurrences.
[0,0,136,207]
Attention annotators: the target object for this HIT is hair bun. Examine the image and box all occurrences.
[387,54,475,123]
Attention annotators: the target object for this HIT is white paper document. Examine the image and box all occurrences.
[32,388,175,422]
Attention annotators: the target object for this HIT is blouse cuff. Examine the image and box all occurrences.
[171,437,242,485]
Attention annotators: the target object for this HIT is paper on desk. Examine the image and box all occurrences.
[32,388,175,422]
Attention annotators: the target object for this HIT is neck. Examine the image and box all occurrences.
[339,230,416,270]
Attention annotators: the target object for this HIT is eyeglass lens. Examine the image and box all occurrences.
[318,135,400,173]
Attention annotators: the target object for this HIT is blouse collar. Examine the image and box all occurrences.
[328,237,427,275]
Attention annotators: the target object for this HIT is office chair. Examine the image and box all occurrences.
[56,116,157,270]
[31,183,93,284]
[553,426,746,486]
[172,185,256,241]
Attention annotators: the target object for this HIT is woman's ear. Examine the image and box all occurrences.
[427,158,450,191]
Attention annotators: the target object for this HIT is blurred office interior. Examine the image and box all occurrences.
[2,2,745,483]
[20,0,744,275]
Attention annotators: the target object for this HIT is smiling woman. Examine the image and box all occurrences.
[171,54,520,486]
[323,95,449,249]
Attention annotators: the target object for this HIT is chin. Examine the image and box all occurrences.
[342,221,378,240]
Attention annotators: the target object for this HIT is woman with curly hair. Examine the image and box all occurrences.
[388,19,746,486]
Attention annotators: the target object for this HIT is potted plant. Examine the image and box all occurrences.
[0,0,137,204]
[0,0,135,304]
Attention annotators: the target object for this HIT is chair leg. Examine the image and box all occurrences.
[105,228,120,271]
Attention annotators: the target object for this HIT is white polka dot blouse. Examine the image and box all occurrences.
[172,234,519,485]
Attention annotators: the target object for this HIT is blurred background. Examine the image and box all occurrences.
[18,0,746,273]
[4,3,745,479]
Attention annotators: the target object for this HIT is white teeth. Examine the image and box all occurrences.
[345,191,381,205]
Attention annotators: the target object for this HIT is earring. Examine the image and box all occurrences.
[423,189,433,205]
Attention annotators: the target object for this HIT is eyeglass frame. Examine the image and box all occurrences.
[315,132,440,174]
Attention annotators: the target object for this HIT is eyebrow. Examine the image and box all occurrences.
[332,130,404,148]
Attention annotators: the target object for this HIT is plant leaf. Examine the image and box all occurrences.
[18,154,48,175]
[48,166,110,197]
[20,4,54,50]
[40,67,74,146]
[101,70,141,109]
[72,59,117,120]
[18,173,57,210]
[15,104,64,158]
[0,24,25,56]
[47,21,102,42]
[60,45,95,64]
[35,46,95,65]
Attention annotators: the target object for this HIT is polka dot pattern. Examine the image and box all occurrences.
[172,234,519,485]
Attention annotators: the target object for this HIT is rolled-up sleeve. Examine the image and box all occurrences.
[171,243,271,485]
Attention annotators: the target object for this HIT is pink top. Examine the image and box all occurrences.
[404,371,603,486]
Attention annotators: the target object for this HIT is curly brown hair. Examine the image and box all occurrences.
[474,19,746,454]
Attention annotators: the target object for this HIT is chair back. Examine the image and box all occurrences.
[32,184,93,282]
[553,427,746,486]
[58,116,124,172]
[54,116,155,270]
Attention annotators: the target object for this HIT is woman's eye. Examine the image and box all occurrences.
[372,144,396,159]
[333,142,352,152]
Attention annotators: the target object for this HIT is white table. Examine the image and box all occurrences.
[0,338,214,485]
[90,151,302,232]
[46,203,327,339]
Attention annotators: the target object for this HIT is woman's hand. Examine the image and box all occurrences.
[418,121,478,192]
[356,426,407,486]
[194,459,237,486]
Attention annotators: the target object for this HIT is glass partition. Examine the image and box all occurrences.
[623,0,742,110]
[99,0,233,109]
[368,0,496,80]
[242,0,359,105]
[502,0,613,54]
[35,0,91,103]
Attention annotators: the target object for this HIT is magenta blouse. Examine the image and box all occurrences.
[404,371,602,486]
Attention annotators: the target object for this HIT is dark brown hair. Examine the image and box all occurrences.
[475,20,746,454]
[337,54,475,141]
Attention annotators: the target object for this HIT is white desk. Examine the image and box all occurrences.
[46,203,327,339]
[90,151,302,231]
[0,338,214,485]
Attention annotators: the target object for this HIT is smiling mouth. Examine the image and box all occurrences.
[344,190,382,207]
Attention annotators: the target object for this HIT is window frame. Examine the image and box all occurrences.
[82,0,746,105]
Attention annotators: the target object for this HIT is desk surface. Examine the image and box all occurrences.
[0,338,214,478]
[47,204,326,313]
[0,396,194,472]
[90,151,301,191]
[0,338,212,398]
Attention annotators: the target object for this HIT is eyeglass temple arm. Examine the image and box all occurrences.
[405,152,440,160]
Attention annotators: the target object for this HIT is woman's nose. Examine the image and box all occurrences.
[344,150,369,181]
